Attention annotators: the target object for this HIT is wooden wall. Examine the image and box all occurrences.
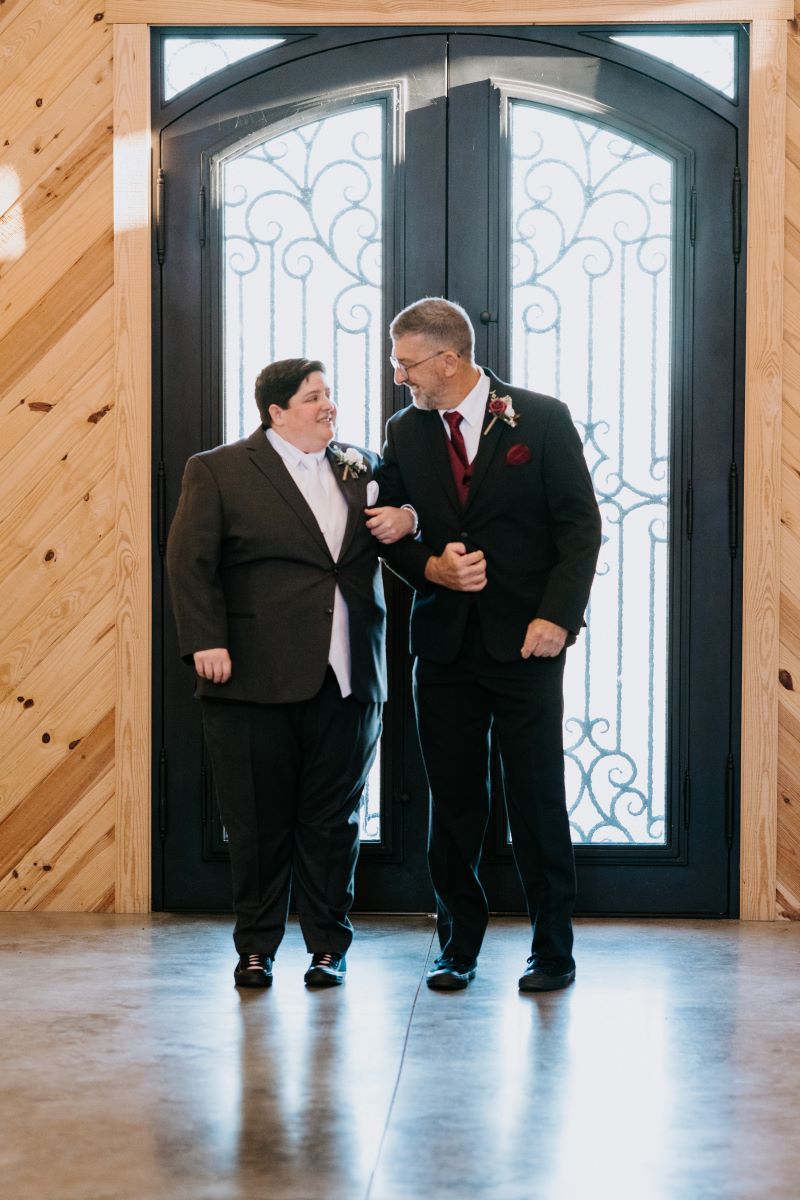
[778,22,800,919]
[1,0,800,915]
[0,0,115,910]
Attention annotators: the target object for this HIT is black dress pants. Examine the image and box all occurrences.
[201,670,381,957]
[413,614,576,966]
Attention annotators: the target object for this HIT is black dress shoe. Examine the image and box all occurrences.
[234,953,273,988]
[304,952,346,987]
[518,957,575,992]
[426,956,477,990]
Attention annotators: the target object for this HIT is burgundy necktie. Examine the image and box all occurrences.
[443,411,471,507]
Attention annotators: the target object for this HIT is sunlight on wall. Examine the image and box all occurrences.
[113,130,150,232]
[0,166,26,264]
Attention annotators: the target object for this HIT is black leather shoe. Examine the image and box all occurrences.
[234,953,273,988]
[518,957,575,992]
[426,956,477,990]
[304,952,346,987]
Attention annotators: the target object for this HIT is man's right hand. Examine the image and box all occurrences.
[193,648,232,684]
[424,542,487,592]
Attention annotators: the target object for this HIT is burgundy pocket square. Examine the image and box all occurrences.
[505,444,532,467]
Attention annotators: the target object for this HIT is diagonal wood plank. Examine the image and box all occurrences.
[0,3,110,154]
[0,0,79,91]
[0,526,115,697]
[0,160,112,340]
[0,647,114,824]
[0,230,112,397]
[0,414,113,577]
[0,465,113,652]
[0,49,112,206]
[0,351,113,517]
[0,290,112,457]
[0,762,113,909]
[1,114,111,247]
[0,707,114,881]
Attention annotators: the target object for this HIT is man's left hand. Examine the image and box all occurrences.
[365,506,416,544]
[521,618,568,659]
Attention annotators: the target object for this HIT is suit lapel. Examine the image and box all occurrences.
[246,429,330,555]
[459,371,511,513]
[327,445,364,561]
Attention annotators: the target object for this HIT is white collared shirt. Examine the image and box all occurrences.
[266,428,352,697]
[439,368,491,464]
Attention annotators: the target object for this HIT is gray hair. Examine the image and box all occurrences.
[390,298,475,362]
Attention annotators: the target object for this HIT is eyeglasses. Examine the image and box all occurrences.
[389,349,457,377]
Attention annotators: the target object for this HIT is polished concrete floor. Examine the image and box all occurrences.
[2,914,800,1200]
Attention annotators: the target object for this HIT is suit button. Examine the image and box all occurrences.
[333,568,340,576]
[324,607,333,615]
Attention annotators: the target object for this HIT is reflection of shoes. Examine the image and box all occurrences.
[234,953,273,988]
[304,952,347,987]
[425,956,477,990]
[518,957,576,992]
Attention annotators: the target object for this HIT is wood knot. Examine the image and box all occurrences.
[68,739,82,750]
[35,98,43,108]
[94,11,104,20]
[28,401,53,412]
[23,698,34,708]
[44,549,55,562]
[41,732,50,743]
[779,669,794,691]
[87,404,112,424]
[42,864,52,872]
[17,696,24,703]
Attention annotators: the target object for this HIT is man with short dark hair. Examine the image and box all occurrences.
[167,358,414,989]
[377,299,602,993]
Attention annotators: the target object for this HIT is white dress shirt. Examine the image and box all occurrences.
[439,368,491,464]
[266,429,352,697]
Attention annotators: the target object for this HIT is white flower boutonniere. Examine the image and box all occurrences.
[483,391,519,436]
[331,444,367,480]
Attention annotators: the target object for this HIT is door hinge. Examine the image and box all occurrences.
[158,747,168,840]
[732,166,742,264]
[199,184,208,246]
[157,461,166,557]
[155,168,166,265]
[682,768,691,831]
[725,754,735,847]
[689,185,697,246]
[686,479,693,540]
[728,461,739,558]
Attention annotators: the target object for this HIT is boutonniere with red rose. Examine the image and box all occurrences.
[505,444,532,467]
[330,444,367,480]
[483,390,519,436]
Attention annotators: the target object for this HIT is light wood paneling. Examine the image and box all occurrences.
[740,20,786,920]
[113,22,151,914]
[779,24,800,921]
[0,0,114,912]
[106,0,795,22]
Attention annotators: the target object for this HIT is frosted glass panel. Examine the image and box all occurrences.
[221,104,384,451]
[163,37,285,100]
[611,35,736,99]
[221,104,385,842]
[510,102,673,846]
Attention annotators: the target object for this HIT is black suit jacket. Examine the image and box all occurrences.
[166,428,387,704]
[377,370,602,664]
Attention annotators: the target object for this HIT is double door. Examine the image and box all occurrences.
[155,27,745,915]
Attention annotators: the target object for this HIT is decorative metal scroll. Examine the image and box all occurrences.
[221,104,385,842]
[610,34,736,99]
[162,37,286,101]
[510,101,673,845]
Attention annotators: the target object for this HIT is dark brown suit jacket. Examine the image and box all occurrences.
[166,428,387,704]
